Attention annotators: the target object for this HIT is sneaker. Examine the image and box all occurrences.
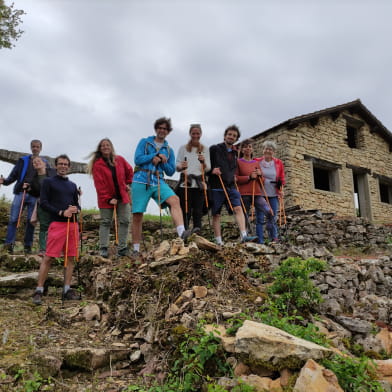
[117,247,130,257]
[24,246,32,255]
[241,235,258,243]
[63,288,81,301]
[181,229,192,242]
[32,290,43,305]
[100,247,109,258]
[3,243,14,254]
[191,227,201,234]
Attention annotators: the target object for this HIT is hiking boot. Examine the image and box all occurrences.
[241,235,258,243]
[117,247,130,257]
[3,243,14,254]
[100,247,109,258]
[32,290,43,305]
[181,229,192,242]
[191,227,201,234]
[24,246,32,255]
[63,288,81,301]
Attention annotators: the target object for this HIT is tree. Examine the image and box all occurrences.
[0,0,25,49]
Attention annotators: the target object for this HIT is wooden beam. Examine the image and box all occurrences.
[346,163,371,174]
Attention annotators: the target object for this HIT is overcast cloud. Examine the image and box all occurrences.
[1,0,392,212]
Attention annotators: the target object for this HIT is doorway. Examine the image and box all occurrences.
[352,171,372,219]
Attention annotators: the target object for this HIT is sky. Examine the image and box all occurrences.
[1,0,392,213]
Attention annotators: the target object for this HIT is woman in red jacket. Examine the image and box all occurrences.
[88,138,134,258]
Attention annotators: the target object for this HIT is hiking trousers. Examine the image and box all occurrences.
[5,192,37,247]
[99,203,131,249]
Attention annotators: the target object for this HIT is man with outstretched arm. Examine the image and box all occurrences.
[0,139,45,254]
[209,125,257,246]
[131,117,191,255]
[32,154,81,305]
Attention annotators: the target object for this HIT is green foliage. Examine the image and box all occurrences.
[226,314,248,336]
[0,0,25,49]
[322,355,383,392]
[244,268,267,280]
[126,325,231,392]
[207,384,228,392]
[81,207,100,215]
[13,370,51,392]
[232,382,256,392]
[206,381,256,392]
[213,261,225,269]
[170,326,231,391]
[268,257,327,314]
[143,213,172,224]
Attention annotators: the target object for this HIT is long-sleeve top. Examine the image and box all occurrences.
[28,168,57,198]
[40,175,80,222]
[92,155,134,208]
[235,158,263,196]
[133,136,175,186]
[175,145,211,189]
[209,142,238,189]
[255,157,286,197]
[3,155,35,194]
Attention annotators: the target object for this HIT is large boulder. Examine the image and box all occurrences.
[235,320,333,370]
[294,359,343,392]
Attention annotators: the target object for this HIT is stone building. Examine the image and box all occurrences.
[251,99,392,223]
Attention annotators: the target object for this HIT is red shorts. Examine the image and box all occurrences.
[46,221,79,258]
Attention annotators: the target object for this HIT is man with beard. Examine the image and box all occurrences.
[32,154,81,305]
[209,125,257,246]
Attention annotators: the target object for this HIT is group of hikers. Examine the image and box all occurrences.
[0,117,285,305]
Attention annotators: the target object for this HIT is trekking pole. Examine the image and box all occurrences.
[16,189,26,228]
[217,174,233,211]
[258,176,274,216]
[234,181,252,233]
[73,214,79,261]
[73,213,82,299]
[251,179,255,223]
[156,170,163,241]
[200,157,212,230]
[63,216,70,305]
[279,186,287,226]
[184,157,188,229]
[78,187,83,255]
[234,181,248,215]
[113,204,119,245]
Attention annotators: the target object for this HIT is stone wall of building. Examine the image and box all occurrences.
[253,111,392,222]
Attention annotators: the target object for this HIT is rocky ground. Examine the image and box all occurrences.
[1,205,392,391]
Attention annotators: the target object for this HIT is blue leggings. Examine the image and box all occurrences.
[256,196,279,243]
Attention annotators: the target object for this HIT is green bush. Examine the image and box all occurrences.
[268,257,327,314]
[322,355,383,391]
[126,325,231,392]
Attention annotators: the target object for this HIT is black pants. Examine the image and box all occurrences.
[177,187,204,229]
